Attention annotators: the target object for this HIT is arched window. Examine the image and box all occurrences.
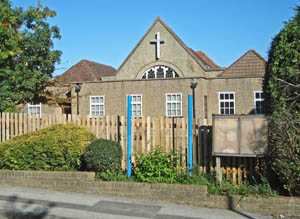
[142,65,179,79]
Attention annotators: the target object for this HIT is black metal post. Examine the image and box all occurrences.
[192,87,196,119]
[75,83,82,115]
[190,80,198,119]
[76,92,79,115]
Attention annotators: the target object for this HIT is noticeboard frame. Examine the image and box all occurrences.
[212,114,267,157]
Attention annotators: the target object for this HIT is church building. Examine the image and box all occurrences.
[26,17,266,126]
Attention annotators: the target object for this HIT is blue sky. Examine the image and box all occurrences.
[12,0,300,76]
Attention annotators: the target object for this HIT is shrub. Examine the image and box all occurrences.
[133,147,178,183]
[0,124,96,170]
[83,139,122,173]
[264,6,300,195]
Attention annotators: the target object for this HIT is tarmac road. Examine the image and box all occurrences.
[0,185,273,219]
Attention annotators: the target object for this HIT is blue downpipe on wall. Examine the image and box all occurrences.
[188,95,193,174]
[127,96,132,178]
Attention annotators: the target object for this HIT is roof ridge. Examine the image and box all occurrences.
[220,49,266,77]
[83,59,116,70]
[55,59,85,80]
[116,16,209,74]
[83,60,99,81]
[157,18,209,70]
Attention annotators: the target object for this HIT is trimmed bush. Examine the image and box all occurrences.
[134,147,178,183]
[264,6,300,195]
[0,124,96,170]
[83,139,122,173]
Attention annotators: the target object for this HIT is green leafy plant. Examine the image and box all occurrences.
[0,124,96,170]
[217,176,277,197]
[83,139,122,173]
[96,170,128,182]
[133,147,178,183]
[264,6,300,196]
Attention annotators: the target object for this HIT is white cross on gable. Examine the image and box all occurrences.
[150,32,165,60]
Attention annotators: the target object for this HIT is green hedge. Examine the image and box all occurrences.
[0,124,96,170]
[83,139,122,173]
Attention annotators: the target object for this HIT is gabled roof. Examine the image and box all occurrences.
[55,59,116,83]
[220,49,266,77]
[191,50,220,68]
[117,17,219,73]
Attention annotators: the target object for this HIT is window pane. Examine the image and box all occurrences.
[167,103,171,110]
[230,94,234,99]
[177,95,181,101]
[137,104,141,110]
[172,110,176,115]
[225,102,229,107]
[221,109,224,114]
[171,103,176,110]
[92,105,95,111]
[220,94,224,99]
[255,92,260,99]
[230,109,234,114]
[167,95,171,101]
[91,97,95,103]
[168,110,171,116]
[225,109,229,114]
[177,103,181,109]
[221,102,224,107]
[100,97,104,103]
[172,95,176,101]
[230,102,234,107]
[225,94,229,99]
[133,96,136,102]
[177,109,181,116]
[137,96,141,102]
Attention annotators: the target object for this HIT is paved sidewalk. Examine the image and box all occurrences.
[0,185,272,219]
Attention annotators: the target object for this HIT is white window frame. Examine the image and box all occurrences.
[218,92,235,115]
[166,93,182,117]
[28,103,41,118]
[90,96,105,117]
[254,91,264,114]
[129,94,142,117]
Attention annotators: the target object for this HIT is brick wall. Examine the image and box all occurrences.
[0,170,299,216]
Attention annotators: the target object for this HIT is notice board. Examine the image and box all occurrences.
[212,114,267,157]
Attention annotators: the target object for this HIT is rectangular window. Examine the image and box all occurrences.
[28,103,41,118]
[254,91,264,114]
[166,93,182,117]
[90,96,104,117]
[218,92,235,115]
[131,94,142,117]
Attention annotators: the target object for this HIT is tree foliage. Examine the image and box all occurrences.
[264,6,300,195]
[0,0,62,111]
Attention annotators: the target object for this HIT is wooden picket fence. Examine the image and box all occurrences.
[0,112,264,183]
[197,125,264,184]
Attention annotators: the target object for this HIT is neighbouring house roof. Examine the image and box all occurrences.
[191,49,220,69]
[220,49,266,77]
[55,59,117,83]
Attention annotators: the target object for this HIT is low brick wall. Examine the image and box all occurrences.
[0,170,299,216]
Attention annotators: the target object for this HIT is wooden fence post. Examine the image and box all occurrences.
[216,157,222,182]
